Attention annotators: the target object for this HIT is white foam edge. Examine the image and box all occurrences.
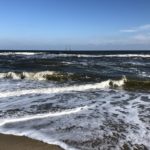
[0,105,89,126]
[48,54,150,58]
[0,52,37,56]
[0,129,78,150]
[0,53,150,58]
[0,78,126,98]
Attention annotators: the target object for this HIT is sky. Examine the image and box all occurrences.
[0,0,150,50]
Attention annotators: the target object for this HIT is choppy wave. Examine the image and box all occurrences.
[0,52,150,150]
[41,53,150,58]
[139,72,150,78]
[1,52,150,58]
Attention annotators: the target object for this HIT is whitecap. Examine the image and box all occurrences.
[0,77,126,98]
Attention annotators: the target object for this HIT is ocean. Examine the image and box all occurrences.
[0,51,150,150]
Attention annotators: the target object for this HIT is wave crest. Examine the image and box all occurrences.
[0,71,128,83]
[0,77,126,98]
[0,72,149,91]
[0,71,68,81]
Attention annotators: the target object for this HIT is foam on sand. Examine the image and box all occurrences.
[0,105,89,126]
[0,130,77,150]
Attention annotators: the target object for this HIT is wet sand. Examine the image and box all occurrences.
[0,134,63,150]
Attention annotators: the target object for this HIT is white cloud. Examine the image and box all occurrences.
[131,34,150,44]
[139,24,150,30]
[120,24,150,33]
[132,34,147,40]
[120,29,137,33]
[119,24,150,45]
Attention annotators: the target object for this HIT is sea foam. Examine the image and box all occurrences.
[0,77,126,98]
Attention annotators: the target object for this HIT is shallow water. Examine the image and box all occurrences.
[0,52,150,150]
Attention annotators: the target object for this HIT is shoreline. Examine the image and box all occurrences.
[0,133,64,150]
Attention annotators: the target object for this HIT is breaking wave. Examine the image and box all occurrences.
[0,71,150,91]
[0,71,126,82]
[0,71,57,81]
[0,70,150,92]
[0,52,37,56]
[0,71,112,82]
[0,77,127,98]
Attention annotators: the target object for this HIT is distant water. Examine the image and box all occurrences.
[0,51,150,150]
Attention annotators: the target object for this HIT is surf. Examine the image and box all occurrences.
[0,77,127,98]
[0,105,89,126]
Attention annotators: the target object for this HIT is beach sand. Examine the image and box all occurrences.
[0,134,63,150]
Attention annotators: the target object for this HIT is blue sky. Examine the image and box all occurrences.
[0,0,150,50]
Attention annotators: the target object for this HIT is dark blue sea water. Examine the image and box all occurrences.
[0,51,150,150]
